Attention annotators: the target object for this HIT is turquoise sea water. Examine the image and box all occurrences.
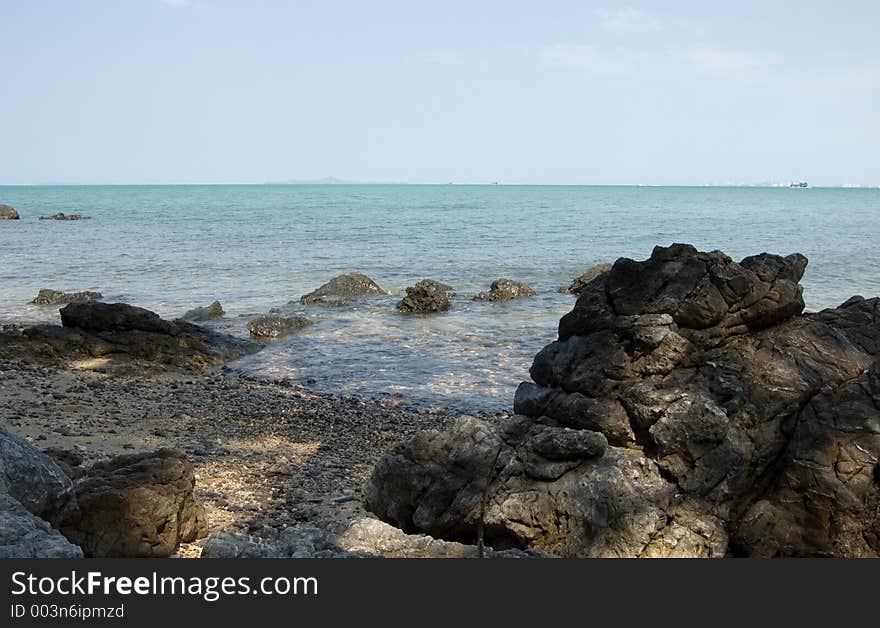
[1,184,878,411]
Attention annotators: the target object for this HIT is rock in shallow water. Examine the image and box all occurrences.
[561,263,612,295]
[0,203,20,220]
[367,243,880,557]
[39,212,90,220]
[32,288,103,306]
[473,279,536,302]
[182,300,224,322]
[247,314,312,338]
[300,273,384,306]
[396,279,452,314]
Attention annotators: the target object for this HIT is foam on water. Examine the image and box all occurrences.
[2,184,878,411]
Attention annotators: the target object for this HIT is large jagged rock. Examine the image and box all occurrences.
[58,449,207,557]
[397,280,452,314]
[182,300,224,322]
[0,302,261,371]
[247,314,311,338]
[0,203,20,220]
[0,424,82,558]
[367,244,880,557]
[32,289,103,306]
[473,279,536,302]
[300,273,384,306]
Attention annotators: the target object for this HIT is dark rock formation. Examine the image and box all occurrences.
[182,300,224,322]
[32,288,103,306]
[0,424,82,558]
[58,449,207,557]
[300,273,384,306]
[0,302,261,371]
[473,279,536,302]
[561,263,612,295]
[39,212,90,220]
[247,314,311,338]
[0,203,20,220]
[397,280,452,314]
[367,244,880,557]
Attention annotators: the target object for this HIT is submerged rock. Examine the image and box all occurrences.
[247,314,311,338]
[561,263,612,295]
[39,212,91,221]
[367,244,880,557]
[473,279,536,302]
[182,300,224,322]
[300,273,384,306]
[397,279,452,314]
[32,288,103,306]
[0,203,20,220]
[0,301,261,371]
[58,449,208,557]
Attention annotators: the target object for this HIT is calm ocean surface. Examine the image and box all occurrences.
[1,184,878,411]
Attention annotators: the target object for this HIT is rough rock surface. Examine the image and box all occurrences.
[397,280,452,314]
[367,244,880,557]
[182,300,224,322]
[562,263,612,295]
[0,302,261,371]
[247,314,311,338]
[201,517,544,558]
[32,289,103,306]
[300,273,384,306]
[39,212,90,220]
[0,203,20,220]
[0,424,82,558]
[58,449,208,557]
[473,279,536,302]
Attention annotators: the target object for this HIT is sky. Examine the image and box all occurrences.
[1,1,878,185]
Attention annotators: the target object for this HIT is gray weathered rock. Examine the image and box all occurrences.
[561,263,612,295]
[0,423,73,518]
[58,449,208,557]
[182,300,224,322]
[0,493,83,558]
[247,314,311,338]
[0,203,20,220]
[32,289,103,306]
[397,279,452,314]
[300,273,384,306]
[367,244,880,557]
[473,279,536,302]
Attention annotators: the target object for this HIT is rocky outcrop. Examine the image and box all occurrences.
[182,300,224,322]
[201,517,544,558]
[397,280,452,314]
[58,449,207,557]
[0,203,20,220]
[0,424,82,558]
[300,273,384,306]
[561,263,612,295]
[367,244,880,557]
[247,314,311,338]
[473,279,536,302]
[32,289,103,306]
[39,212,91,221]
[0,302,261,371]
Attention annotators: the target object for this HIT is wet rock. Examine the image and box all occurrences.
[32,289,103,306]
[473,279,536,302]
[367,244,880,557]
[300,273,384,306]
[561,263,612,295]
[247,314,311,339]
[39,212,91,221]
[58,449,208,557]
[396,279,452,314]
[182,300,224,322]
[0,203,20,220]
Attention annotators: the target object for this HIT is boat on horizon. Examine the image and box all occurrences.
[789,181,809,188]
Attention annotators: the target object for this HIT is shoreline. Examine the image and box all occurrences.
[0,356,466,557]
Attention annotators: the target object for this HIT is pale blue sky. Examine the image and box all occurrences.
[1,1,878,185]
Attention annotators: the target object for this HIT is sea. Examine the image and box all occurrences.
[1,184,878,412]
